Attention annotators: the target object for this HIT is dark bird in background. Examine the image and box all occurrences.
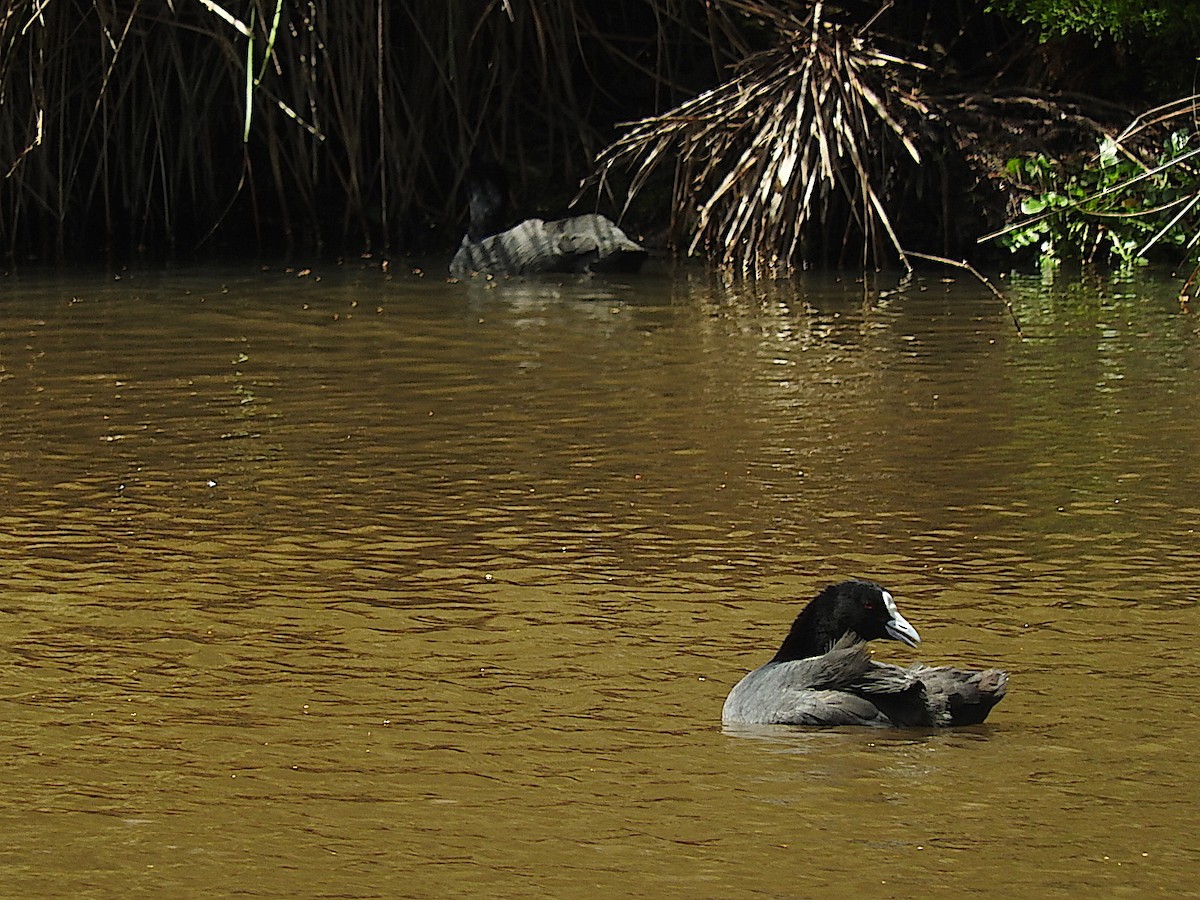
[450,158,647,278]
[722,579,1008,728]
[463,157,512,243]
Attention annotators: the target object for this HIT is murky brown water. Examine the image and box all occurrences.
[1,264,1197,896]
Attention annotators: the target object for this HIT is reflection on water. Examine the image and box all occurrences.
[0,265,1197,895]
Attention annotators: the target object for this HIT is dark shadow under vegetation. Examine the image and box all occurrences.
[1,0,1198,276]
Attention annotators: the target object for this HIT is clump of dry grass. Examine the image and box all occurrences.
[595,0,928,274]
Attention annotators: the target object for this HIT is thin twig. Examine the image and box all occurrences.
[905,250,1024,338]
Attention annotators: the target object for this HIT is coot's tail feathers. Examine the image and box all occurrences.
[916,666,1009,726]
[843,641,1008,727]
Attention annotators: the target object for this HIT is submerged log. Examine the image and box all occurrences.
[450,208,646,278]
[450,153,647,278]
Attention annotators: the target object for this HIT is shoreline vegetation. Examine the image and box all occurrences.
[2,1,1198,278]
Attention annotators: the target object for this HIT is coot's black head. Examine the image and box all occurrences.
[773,579,921,662]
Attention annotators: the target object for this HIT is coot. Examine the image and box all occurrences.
[722,579,1008,727]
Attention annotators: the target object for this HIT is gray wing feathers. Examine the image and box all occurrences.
[722,637,914,726]
[722,634,1008,728]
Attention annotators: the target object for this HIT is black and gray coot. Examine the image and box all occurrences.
[449,161,646,278]
[722,579,1008,727]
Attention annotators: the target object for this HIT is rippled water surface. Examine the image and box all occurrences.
[1,264,1197,896]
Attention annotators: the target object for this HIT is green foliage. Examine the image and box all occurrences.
[988,0,1200,39]
[1002,131,1200,268]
